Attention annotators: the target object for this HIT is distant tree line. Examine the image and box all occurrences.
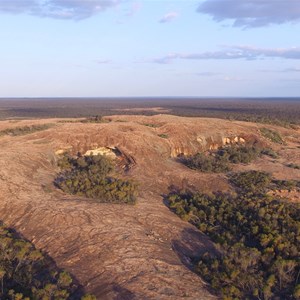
[55,153,137,204]
[166,170,300,299]
[0,124,54,137]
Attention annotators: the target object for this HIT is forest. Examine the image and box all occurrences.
[166,171,300,300]
[0,221,95,299]
[55,153,137,204]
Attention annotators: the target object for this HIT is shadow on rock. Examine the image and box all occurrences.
[112,284,136,300]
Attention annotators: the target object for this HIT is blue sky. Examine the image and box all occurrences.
[0,0,300,97]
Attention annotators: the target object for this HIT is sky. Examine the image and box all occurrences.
[0,0,300,97]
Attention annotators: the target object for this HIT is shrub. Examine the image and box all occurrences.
[287,163,300,170]
[260,148,279,158]
[143,123,160,128]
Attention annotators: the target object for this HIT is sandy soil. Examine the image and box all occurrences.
[0,114,299,299]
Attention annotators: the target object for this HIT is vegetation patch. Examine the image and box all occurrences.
[166,170,300,300]
[59,116,109,124]
[158,133,168,139]
[287,163,300,170]
[230,170,272,194]
[260,148,279,159]
[271,179,300,191]
[0,124,54,137]
[181,145,265,173]
[80,115,109,123]
[143,123,160,128]
[55,154,137,204]
[260,127,284,144]
[0,221,94,299]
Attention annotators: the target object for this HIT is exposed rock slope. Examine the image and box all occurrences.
[0,115,299,299]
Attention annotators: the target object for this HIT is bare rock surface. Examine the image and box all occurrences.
[0,115,299,299]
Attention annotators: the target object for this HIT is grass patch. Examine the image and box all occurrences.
[260,127,284,144]
[0,123,54,137]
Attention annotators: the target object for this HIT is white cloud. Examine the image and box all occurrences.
[159,12,178,23]
[153,46,300,64]
[198,0,300,27]
[0,0,37,13]
[0,0,121,20]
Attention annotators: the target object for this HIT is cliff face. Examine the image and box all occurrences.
[170,135,247,157]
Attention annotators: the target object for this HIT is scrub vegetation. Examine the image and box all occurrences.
[55,153,137,204]
[260,128,284,144]
[0,221,94,300]
[0,124,54,137]
[180,145,274,173]
[166,170,300,300]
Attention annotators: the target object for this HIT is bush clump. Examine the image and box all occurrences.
[287,163,300,170]
[181,145,263,173]
[0,221,92,299]
[166,171,300,300]
[182,152,231,173]
[271,179,300,191]
[230,170,272,195]
[55,154,137,204]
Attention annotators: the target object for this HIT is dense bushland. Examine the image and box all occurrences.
[181,145,270,173]
[271,179,300,191]
[166,171,300,300]
[0,221,95,300]
[55,154,137,204]
[0,124,54,137]
[1,99,299,128]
